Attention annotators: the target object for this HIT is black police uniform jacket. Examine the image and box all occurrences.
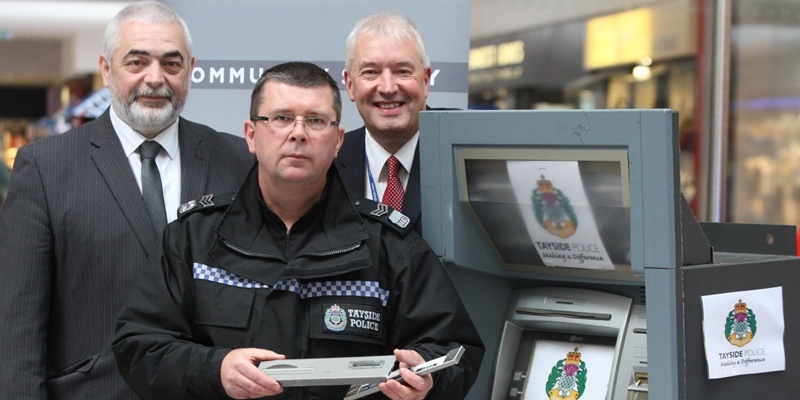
[113,166,484,400]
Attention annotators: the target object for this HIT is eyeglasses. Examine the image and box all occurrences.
[251,114,338,133]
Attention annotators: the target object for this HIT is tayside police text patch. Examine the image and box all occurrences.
[323,302,383,339]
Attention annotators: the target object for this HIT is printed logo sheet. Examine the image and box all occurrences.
[701,286,785,379]
[523,341,615,400]
[508,160,613,270]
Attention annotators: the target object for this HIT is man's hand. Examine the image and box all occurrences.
[220,348,285,399]
[378,349,433,400]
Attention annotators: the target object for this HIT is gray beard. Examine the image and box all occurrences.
[109,85,185,137]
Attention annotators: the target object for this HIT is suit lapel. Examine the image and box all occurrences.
[338,126,421,231]
[404,142,422,224]
[336,127,367,198]
[89,112,158,253]
[178,118,209,203]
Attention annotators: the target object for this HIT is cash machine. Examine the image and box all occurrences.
[418,110,800,400]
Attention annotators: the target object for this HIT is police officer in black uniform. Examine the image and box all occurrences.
[112,62,484,400]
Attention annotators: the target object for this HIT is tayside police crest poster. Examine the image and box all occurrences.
[701,286,785,379]
[508,160,613,270]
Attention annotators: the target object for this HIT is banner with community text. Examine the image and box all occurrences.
[165,0,469,135]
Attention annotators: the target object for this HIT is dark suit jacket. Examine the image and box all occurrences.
[0,110,254,400]
[335,126,422,233]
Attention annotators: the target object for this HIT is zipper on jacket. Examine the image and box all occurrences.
[302,242,362,258]
[299,292,309,358]
[223,237,362,261]
[220,238,286,262]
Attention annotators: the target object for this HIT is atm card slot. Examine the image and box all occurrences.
[516,307,612,320]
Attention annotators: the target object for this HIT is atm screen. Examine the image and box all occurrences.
[509,331,616,400]
[458,147,632,273]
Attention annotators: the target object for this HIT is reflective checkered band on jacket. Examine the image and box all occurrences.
[193,263,269,289]
[192,264,390,306]
[274,279,390,306]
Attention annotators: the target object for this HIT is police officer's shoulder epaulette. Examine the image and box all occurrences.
[177,192,236,219]
[353,197,413,236]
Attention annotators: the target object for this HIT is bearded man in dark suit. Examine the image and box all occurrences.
[0,2,253,399]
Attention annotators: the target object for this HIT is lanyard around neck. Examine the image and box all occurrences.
[365,149,379,202]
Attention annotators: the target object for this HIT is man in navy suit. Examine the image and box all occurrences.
[336,12,433,233]
[0,2,253,399]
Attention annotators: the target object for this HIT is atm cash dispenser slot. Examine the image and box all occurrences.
[492,287,646,400]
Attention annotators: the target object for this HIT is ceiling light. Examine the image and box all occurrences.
[632,65,652,81]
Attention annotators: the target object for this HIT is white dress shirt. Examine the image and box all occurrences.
[363,128,419,202]
[110,107,182,223]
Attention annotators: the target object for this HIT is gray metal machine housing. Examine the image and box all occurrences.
[418,109,800,399]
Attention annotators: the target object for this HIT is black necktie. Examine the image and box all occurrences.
[139,141,167,232]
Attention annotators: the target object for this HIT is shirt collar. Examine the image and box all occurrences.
[364,128,419,175]
[110,106,180,159]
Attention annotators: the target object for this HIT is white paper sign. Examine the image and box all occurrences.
[522,341,615,400]
[507,161,613,270]
[701,287,785,379]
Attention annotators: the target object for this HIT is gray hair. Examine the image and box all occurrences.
[344,12,430,72]
[250,62,342,123]
[102,1,193,63]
